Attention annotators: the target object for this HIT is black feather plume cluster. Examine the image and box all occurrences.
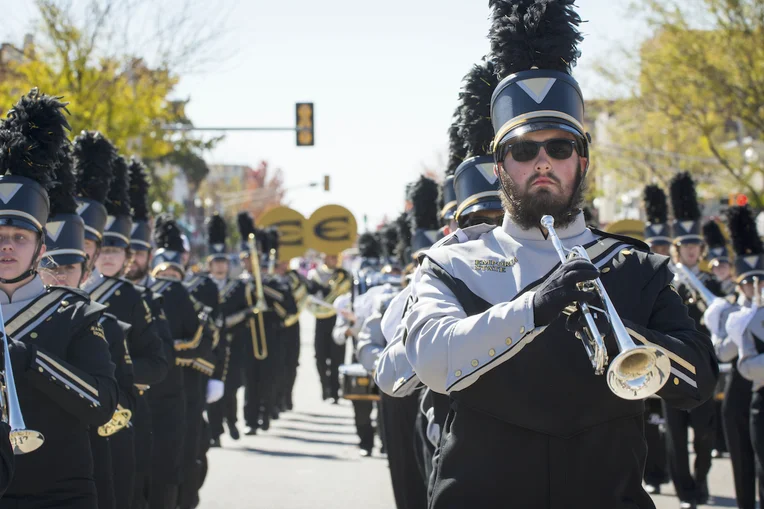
[49,144,78,216]
[153,213,184,251]
[105,155,131,216]
[358,232,381,259]
[669,172,701,222]
[727,205,764,256]
[0,89,71,190]
[128,157,150,221]
[73,131,116,203]
[237,212,256,240]
[153,213,185,252]
[489,0,583,79]
[207,213,227,245]
[394,212,412,266]
[459,60,499,158]
[409,176,440,231]
[447,111,467,175]
[702,220,726,250]
[380,224,399,259]
[643,185,668,224]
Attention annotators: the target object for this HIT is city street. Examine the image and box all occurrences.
[199,314,739,509]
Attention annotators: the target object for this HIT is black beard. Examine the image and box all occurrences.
[499,162,586,231]
[126,261,149,282]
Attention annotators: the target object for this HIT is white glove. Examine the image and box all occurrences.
[726,307,757,349]
[425,406,441,447]
[206,379,225,404]
[703,297,731,338]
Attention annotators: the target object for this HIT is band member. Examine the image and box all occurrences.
[242,227,295,429]
[283,262,307,411]
[149,215,211,509]
[665,172,721,508]
[41,142,136,509]
[405,3,718,508]
[209,213,260,439]
[122,159,173,509]
[712,205,762,509]
[0,90,118,509]
[307,252,351,403]
[641,183,671,494]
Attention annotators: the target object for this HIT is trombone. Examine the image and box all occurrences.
[541,215,671,400]
[246,232,269,360]
[268,249,276,275]
[0,305,44,454]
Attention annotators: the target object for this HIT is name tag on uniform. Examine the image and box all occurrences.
[473,258,517,273]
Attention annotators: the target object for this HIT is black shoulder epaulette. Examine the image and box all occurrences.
[590,227,650,252]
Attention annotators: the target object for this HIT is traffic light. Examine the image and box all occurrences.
[323,175,330,191]
[296,103,314,146]
[728,193,748,206]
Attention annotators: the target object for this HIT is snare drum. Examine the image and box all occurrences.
[339,363,380,401]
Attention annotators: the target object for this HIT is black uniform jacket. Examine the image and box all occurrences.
[87,274,167,386]
[5,282,118,495]
[184,273,225,379]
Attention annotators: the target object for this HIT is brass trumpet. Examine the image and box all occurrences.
[673,263,721,306]
[0,306,44,454]
[247,233,268,360]
[541,215,671,400]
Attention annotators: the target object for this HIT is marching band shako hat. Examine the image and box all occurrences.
[380,223,399,267]
[440,175,457,221]
[489,1,589,163]
[0,89,69,234]
[43,145,87,268]
[394,212,412,267]
[441,120,466,222]
[73,131,116,243]
[103,155,132,249]
[669,172,703,245]
[409,176,442,256]
[128,157,151,251]
[703,220,730,266]
[643,184,671,247]
[263,227,280,265]
[206,212,228,261]
[152,213,187,277]
[727,205,764,284]
[454,60,502,222]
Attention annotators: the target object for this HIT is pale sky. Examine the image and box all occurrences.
[3,0,646,230]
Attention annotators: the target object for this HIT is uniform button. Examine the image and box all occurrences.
[674,377,680,386]
[30,332,38,339]
[61,300,69,306]
[38,367,43,373]
[519,327,525,334]
[489,349,496,357]
[45,317,52,322]
[505,338,512,346]
[454,370,462,377]
[115,290,121,296]
[471,359,479,367]
[601,267,611,274]
[620,249,632,256]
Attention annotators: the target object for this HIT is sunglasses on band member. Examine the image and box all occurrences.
[461,214,504,228]
[503,139,580,163]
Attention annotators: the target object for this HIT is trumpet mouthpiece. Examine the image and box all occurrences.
[541,215,555,229]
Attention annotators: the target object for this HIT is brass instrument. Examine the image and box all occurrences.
[673,263,721,306]
[247,233,268,360]
[306,269,353,319]
[268,249,277,275]
[0,306,44,454]
[542,215,670,400]
[98,406,132,437]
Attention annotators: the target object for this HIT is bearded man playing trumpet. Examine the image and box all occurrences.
[403,2,718,508]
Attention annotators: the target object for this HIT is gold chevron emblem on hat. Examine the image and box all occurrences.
[0,183,22,204]
[76,202,90,215]
[652,224,665,234]
[744,255,759,268]
[476,163,498,184]
[105,216,116,230]
[46,221,66,242]
[517,78,557,104]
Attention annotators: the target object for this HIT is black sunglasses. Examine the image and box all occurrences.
[503,139,579,163]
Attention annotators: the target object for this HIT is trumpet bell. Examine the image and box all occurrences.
[606,346,671,400]
[10,429,44,454]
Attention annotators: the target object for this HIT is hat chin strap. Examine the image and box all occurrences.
[0,238,43,285]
